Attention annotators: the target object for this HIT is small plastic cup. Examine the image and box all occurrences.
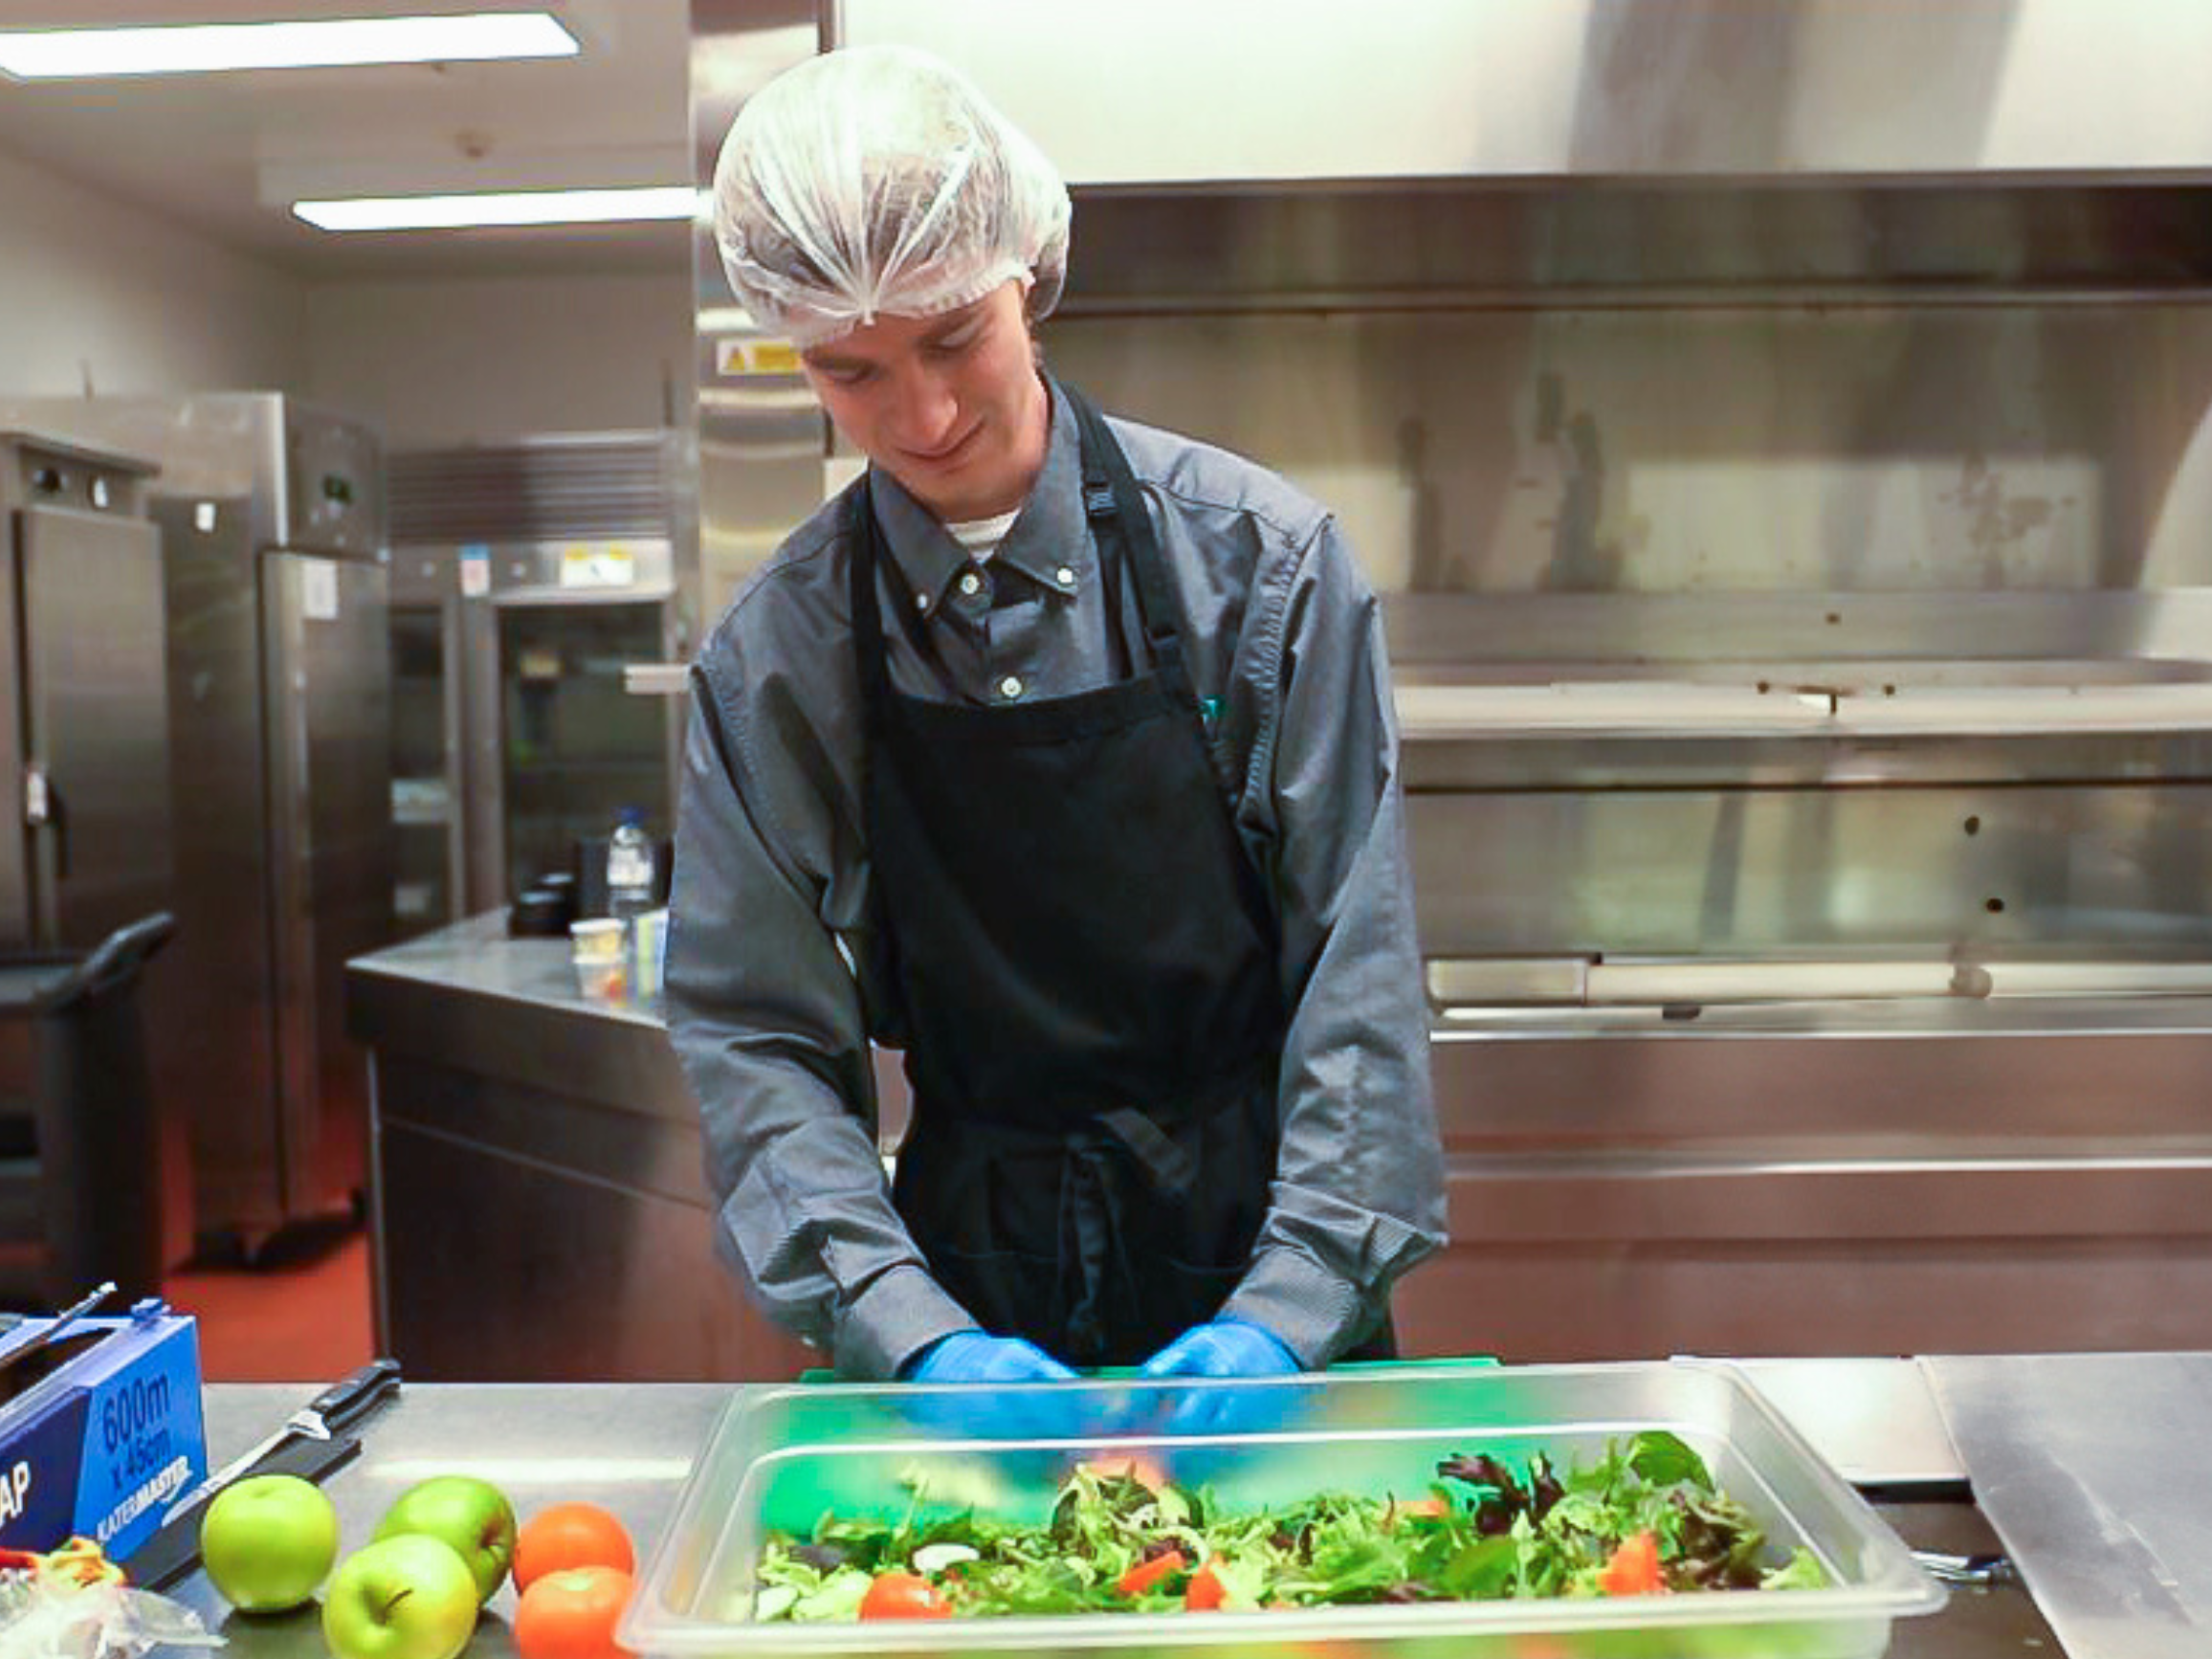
[570,918,629,1002]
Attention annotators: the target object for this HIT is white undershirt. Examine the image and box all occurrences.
[946,508,1020,564]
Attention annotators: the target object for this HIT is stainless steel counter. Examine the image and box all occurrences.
[346,916,816,1383]
[154,1356,2212,1659]
[350,915,2212,1374]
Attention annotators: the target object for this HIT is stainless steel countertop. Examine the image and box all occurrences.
[145,1357,2212,1658]
[170,1383,729,1657]
[353,915,2212,1047]
[349,913,665,1031]
[1927,1353,2212,1659]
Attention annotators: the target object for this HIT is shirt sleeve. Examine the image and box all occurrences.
[662,643,973,1380]
[1219,516,1450,1363]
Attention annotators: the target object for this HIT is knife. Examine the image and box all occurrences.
[162,1357,404,1522]
[0,1281,117,1382]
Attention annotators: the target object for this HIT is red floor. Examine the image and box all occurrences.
[163,1223,376,1382]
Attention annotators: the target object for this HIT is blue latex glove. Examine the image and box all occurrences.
[1138,1318,1307,1442]
[906,1331,1078,1385]
[1140,1319,1300,1380]
[899,1332,1097,1444]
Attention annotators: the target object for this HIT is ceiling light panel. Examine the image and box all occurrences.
[0,11,578,78]
[294,186,701,232]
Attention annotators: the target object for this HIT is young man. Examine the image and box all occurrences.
[668,44,1447,1386]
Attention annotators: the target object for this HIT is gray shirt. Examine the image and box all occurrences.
[666,380,1447,1381]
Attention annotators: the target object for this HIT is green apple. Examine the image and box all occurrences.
[321,1536,479,1659]
[198,1472,340,1613]
[373,1474,517,1605]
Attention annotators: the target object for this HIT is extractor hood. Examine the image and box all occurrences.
[839,0,2212,186]
[832,0,2212,311]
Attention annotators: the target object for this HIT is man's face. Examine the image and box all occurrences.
[799,279,1049,522]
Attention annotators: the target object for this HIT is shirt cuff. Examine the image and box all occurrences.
[833,1263,978,1381]
[1223,1247,1369,1369]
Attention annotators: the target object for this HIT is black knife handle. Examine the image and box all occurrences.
[127,1433,363,1591]
[309,1356,403,1433]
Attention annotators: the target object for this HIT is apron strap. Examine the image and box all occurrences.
[1064,385,1201,711]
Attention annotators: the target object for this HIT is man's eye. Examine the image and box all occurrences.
[927,328,980,357]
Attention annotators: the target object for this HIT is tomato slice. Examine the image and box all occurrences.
[1597,1531,1665,1597]
[1183,1560,1227,1611]
[1115,1549,1186,1597]
[858,1572,954,1620]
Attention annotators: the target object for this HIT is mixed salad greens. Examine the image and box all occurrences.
[751,1431,1826,1621]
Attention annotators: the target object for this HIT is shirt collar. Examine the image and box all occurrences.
[863,379,1089,608]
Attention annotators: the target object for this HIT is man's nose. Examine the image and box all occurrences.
[891,368,961,450]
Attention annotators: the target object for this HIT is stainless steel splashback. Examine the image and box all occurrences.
[1038,295,2212,977]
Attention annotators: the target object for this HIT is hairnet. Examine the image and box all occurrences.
[712,45,1072,348]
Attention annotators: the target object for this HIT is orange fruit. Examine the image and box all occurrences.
[514,1565,634,1659]
[514,1502,635,1593]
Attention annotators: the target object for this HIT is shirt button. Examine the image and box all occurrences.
[913,591,929,611]
[958,571,983,596]
[1055,565,1076,587]
[998,675,1024,700]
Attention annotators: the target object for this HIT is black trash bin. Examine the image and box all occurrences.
[0,913,176,1310]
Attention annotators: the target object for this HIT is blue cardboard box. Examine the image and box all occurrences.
[0,1298,207,1563]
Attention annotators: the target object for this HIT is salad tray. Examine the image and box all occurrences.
[622,1360,1944,1659]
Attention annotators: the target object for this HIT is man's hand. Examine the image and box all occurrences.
[897,1332,1099,1445]
[1138,1318,1306,1442]
[1139,1318,1299,1380]
[904,1331,1078,1385]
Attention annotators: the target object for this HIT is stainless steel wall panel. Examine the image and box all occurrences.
[1408,1021,2212,1359]
[1042,302,2212,600]
[690,0,828,626]
[1409,783,2212,960]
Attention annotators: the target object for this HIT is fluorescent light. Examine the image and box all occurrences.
[294,186,703,232]
[0,12,578,79]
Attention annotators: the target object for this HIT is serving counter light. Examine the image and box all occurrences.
[0,11,577,79]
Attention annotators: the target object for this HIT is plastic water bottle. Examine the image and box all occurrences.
[607,808,656,927]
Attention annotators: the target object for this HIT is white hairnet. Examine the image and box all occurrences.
[712,45,1072,348]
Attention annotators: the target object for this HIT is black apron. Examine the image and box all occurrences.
[851,384,1301,1368]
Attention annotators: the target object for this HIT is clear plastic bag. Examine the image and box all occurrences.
[0,1569,222,1659]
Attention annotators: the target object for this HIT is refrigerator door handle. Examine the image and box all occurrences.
[23,763,65,878]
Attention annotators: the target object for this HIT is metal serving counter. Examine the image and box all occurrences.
[160,1355,2212,1659]
[350,915,2212,1377]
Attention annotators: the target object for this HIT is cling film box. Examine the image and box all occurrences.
[0,1299,206,1563]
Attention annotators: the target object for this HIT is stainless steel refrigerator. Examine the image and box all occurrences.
[1,429,173,953]
[0,394,394,1255]
[1,427,188,1280]
[388,434,684,919]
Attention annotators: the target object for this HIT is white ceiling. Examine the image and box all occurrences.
[0,0,696,279]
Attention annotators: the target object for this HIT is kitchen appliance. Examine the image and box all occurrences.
[387,433,688,918]
[1,429,186,1279]
[0,430,171,956]
[0,395,394,1256]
